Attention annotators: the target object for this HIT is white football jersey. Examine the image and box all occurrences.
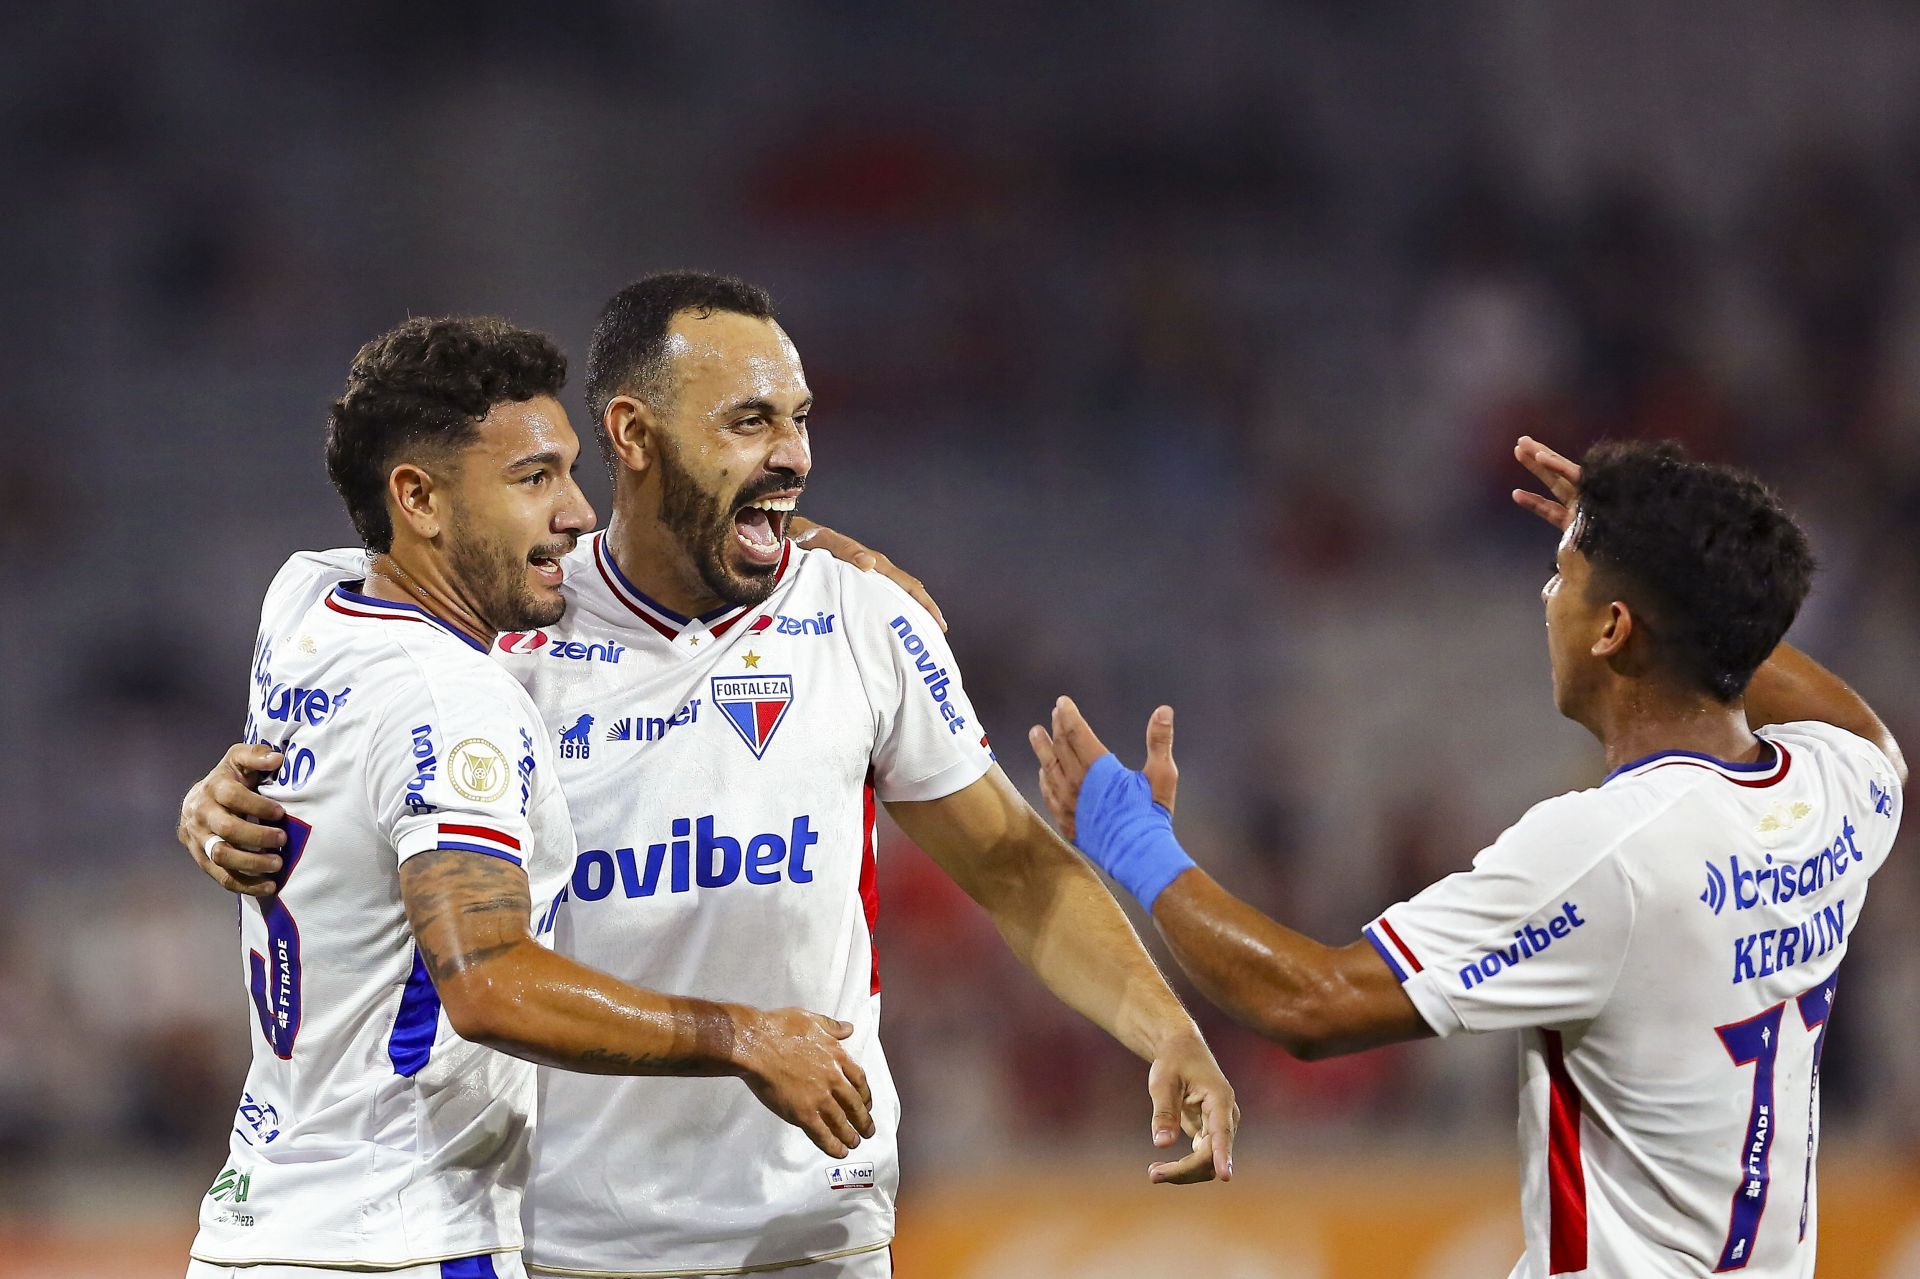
[500,531,995,1277]
[192,554,575,1269]
[1364,721,1902,1278]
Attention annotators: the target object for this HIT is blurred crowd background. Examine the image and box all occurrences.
[5,0,1920,1264]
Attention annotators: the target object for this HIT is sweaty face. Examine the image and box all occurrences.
[648,312,812,608]
[1541,513,1603,721]
[442,395,596,630]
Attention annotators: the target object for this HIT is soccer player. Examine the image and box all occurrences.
[1029,437,1905,1278]
[183,273,1235,1279]
[188,317,880,1279]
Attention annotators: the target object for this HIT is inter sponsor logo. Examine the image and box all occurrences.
[888,615,968,735]
[1456,902,1586,990]
[607,698,702,745]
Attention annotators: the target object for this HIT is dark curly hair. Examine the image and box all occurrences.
[1573,440,1814,702]
[325,316,568,551]
[583,271,777,472]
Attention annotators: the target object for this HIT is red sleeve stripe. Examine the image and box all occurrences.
[1376,916,1425,974]
[438,823,522,850]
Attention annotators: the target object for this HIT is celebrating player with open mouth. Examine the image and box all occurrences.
[1031,437,1904,1279]
[182,274,1235,1279]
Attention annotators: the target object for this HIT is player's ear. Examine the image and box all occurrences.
[1592,600,1632,661]
[386,461,443,541]
[603,396,655,478]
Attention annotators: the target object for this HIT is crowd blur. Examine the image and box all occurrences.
[4,0,1918,1218]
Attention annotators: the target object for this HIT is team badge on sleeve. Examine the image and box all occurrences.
[711,674,794,759]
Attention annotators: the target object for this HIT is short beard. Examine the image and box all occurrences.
[655,434,785,610]
[447,512,567,632]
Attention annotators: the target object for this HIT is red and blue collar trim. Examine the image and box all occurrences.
[591,531,791,641]
[324,583,491,654]
[1603,738,1791,788]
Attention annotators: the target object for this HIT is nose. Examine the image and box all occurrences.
[555,474,598,536]
[767,420,811,479]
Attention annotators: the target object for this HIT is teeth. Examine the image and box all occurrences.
[748,497,796,512]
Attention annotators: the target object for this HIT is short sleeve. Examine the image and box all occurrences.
[842,571,997,804]
[363,662,541,869]
[1362,792,1639,1037]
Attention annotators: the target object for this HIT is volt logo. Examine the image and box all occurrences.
[712,675,794,758]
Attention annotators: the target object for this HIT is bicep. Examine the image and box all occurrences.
[398,849,535,986]
[887,766,1068,900]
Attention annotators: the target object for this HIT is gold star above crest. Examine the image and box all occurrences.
[688,635,700,647]
[742,650,762,669]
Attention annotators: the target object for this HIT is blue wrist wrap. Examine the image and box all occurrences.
[1074,754,1195,912]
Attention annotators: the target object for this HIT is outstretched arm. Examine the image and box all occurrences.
[888,767,1238,1183]
[1031,702,1431,1060]
[1513,435,1905,785]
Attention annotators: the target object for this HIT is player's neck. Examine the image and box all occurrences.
[362,549,498,651]
[605,507,728,619]
[1592,686,1766,776]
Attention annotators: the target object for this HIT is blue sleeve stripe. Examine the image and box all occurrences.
[433,841,524,866]
[1363,926,1409,983]
[440,1254,501,1279]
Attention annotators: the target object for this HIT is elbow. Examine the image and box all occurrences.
[436,970,523,1049]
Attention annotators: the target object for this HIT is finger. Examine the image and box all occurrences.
[804,1116,851,1160]
[1147,1070,1182,1149]
[211,841,284,878]
[825,1017,855,1040]
[831,1071,876,1139]
[207,806,288,853]
[205,860,279,898]
[819,1099,864,1152]
[843,1054,873,1112]
[1510,488,1572,530]
[1201,1091,1235,1181]
[1148,1133,1219,1185]
[1142,705,1177,812]
[1515,436,1580,501]
[224,743,286,778]
[209,778,287,825]
[1050,697,1110,774]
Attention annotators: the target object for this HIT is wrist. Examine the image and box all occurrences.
[1076,756,1195,911]
[716,1002,764,1079]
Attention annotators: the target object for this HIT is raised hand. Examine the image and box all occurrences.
[1511,435,1583,531]
[1029,698,1177,843]
[735,1006,877,1160]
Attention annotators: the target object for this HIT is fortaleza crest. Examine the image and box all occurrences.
[711,674,794,759]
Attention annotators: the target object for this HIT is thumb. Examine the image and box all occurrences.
[828,1018,856,1040]
[1147,1066,1179,1148]
[1144,705,1178,813]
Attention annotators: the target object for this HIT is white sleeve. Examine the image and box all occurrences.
[1766,721,1903,861]
[842,572,997,804]
[363,662,541,869]
[1362,791,1639,1037]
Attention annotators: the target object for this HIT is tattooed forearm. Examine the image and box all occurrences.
[396,845,749,1079]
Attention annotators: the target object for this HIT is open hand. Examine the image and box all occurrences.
[1028,697,1178,843]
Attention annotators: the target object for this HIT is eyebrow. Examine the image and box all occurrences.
[727,395,814,417]
[505,450,565,472]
